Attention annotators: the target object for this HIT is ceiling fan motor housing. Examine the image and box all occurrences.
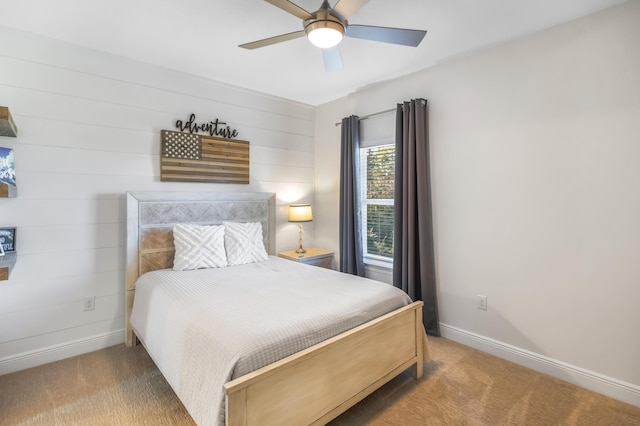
[305,18,345,37]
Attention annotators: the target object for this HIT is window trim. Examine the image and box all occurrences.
[363,253,393,269]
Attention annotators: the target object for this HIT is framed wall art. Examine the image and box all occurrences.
[0,147,16,197]
[160,130,249,184]
[0,227,16,256]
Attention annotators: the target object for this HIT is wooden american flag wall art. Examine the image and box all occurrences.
[160,130,250,184]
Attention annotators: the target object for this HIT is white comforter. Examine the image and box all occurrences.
[130,256,412,425]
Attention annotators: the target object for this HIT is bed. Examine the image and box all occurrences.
[125,191,428,425]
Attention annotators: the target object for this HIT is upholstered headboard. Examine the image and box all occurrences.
[124,191,276,346]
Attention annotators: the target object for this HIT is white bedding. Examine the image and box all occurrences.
[130,256,413,426]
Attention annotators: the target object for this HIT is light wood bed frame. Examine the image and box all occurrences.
[125,191,426,425]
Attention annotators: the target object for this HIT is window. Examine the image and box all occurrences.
[360,144,395,265]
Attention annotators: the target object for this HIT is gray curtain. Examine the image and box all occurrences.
[393,99,440,336]
[339,116,365,276]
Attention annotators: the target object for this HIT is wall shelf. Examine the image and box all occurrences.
[0,183,17,198]
[0,252,17,281]
[0,106,18,137]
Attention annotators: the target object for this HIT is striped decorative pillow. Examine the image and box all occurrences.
[172,224,227,271]
[223,221,269,266]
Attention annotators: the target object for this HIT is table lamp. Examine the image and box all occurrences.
[288,204,313,254]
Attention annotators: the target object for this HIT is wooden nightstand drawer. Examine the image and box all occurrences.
[278,248,334,270]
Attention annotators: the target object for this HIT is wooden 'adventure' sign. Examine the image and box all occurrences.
[160,130,249,184]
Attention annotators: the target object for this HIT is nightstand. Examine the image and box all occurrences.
[278,248,334,269]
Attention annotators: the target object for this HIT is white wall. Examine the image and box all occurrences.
[0,26,315,373]
[315,1,640,405]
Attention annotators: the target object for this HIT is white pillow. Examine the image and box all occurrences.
[172,224,227,271]
[223,221,269,266]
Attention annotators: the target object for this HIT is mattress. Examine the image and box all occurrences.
[130,256,413,425]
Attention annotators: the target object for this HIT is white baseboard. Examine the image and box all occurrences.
[0,330,125,375]
[3,325,638,408]
[439,323,640,407]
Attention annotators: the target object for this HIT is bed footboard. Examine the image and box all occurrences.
[224,301,424,426]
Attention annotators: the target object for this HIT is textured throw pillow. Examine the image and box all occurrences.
[172,224,227,271]
[223,221,269,266]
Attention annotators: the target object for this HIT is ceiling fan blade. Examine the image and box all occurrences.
[322,47,343,72]
[265,0,313,20]
[346,25,426,47]
[332,0,369,20]
[239,30,306,50]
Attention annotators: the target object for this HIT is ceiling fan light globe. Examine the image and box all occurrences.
[306,21,344,49]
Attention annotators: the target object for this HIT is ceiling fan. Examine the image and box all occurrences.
[239,0,427,72]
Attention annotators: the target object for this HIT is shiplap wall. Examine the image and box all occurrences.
[0,26,315,373]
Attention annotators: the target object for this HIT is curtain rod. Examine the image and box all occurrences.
[334,107,396,127]
[333,99,426,126]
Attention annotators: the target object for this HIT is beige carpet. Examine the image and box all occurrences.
[1,337,639,425]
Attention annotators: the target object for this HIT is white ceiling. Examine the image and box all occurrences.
[0,0,627,106]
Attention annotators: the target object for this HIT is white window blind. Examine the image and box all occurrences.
[360,144,395,263]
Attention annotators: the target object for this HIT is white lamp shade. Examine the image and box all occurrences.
[308,27,343,48]
[306,20,344,49]
[289,204,313,222]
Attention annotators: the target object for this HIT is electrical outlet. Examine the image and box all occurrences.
[477,295,487,311]
[83,297,95,311]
